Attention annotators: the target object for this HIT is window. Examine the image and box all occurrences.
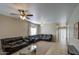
[30,27,37,35]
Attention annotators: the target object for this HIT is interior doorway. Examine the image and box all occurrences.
[58,28,66,45]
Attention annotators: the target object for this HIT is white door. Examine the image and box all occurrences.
[59,28,66,45]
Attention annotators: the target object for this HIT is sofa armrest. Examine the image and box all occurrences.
[68,45,79,55]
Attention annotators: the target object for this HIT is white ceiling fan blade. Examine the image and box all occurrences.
[10,13,18,15]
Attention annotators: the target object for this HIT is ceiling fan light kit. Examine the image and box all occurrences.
[10,9,33,20]
[20,15,26,20]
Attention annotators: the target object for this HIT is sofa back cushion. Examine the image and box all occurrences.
[1,36,23,45]
[28,34,52,41]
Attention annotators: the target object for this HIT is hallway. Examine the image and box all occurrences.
[46,28,67,55]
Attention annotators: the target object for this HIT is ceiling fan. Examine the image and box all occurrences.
[10,9,33,20]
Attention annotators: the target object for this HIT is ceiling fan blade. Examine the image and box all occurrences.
[10,13,18,15]
[26,14,33,16]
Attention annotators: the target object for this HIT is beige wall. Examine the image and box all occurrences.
[0,14,30,39]
[40,23,57,35]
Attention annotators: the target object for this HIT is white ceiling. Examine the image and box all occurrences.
[0,3,78,24]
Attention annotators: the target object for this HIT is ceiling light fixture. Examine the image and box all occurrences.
[20,15,26,20]
[19,9,26,20]
[10,9,33,20]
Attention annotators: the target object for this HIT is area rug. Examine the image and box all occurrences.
[35,41,53,55]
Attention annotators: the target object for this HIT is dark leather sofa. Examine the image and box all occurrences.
[1,36,30,55]
[1,34,53,55]
[28,34,53,43]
